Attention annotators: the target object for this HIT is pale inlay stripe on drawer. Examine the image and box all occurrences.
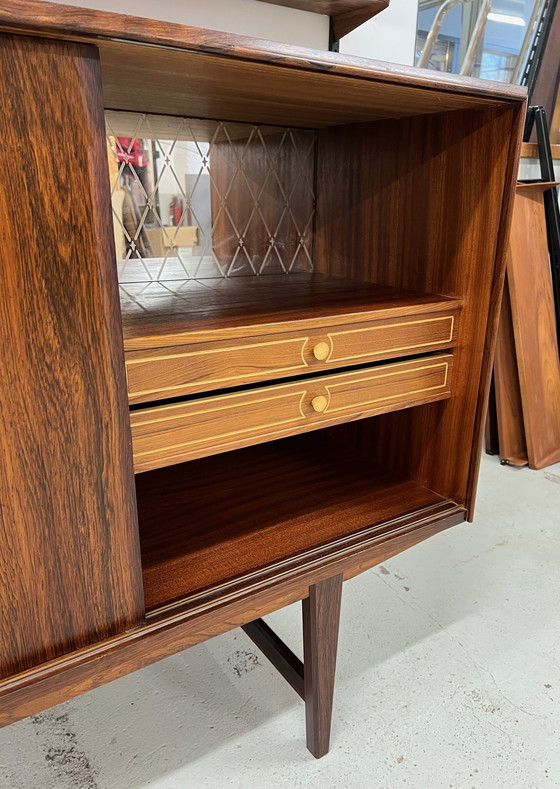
[328,315,455,363]
[125,310,459,405]
[131,354,453,473]
[126,336,310,400]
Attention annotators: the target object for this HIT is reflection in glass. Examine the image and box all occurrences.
[416,0,545,82]
[106,112,316,283]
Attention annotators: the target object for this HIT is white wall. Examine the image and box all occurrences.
[44,0,329,49]
[340,0,418,65]
[46,0,419,65]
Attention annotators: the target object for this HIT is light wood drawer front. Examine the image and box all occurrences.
[125,311,458,404]
[326,314,456,364]
[131,353,453,473]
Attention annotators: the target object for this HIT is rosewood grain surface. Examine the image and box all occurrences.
[0,2,526,130]
[130,354,453,472]
[135,434,451,610]
[0,35,144,679]
[521,142,560,160]
[0,3,525,742]
[120,275,461,345]
[315,104,524,511]
[507,183,560,468]
[256,0,389,40]
[0,501,466,730]
[303,574,343,758]
[121,276,460,404]
[124,309,459,405]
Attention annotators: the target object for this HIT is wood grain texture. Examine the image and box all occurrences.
[0,2,526,129]
[96,42,510,129]
[303,574,343,758]
[315,105,524,511]
[256,0,389,39]
[135,433,454,611]
[493,276,528,466]
[521,142,560,160]
[0,35,144,679]
[120,276,461,346]
[0,501,465,730]
[507,184,560,468]
[121,275,460,404]
[130,354,453,473]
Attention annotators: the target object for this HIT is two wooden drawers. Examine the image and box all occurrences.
[123,282,460,474]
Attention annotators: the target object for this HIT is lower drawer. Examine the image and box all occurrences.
[131,353,453,473]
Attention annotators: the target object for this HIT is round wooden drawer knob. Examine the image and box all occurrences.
[311,395,328,413]
[312,342,330,361]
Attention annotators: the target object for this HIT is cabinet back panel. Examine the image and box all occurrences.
[315,105,523,507]
[106,111,315,282]
[0,35,144,678]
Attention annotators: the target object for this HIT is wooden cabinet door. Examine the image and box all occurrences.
[0,34,144,679]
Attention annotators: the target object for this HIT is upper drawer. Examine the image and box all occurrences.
[125,309,459,404]
[131,353,453,473]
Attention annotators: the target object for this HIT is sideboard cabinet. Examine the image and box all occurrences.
[0,0,525,758]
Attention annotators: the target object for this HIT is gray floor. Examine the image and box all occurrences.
[1,454,559,789]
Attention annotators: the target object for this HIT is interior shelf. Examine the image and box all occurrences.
[136,432,457,612]
[120,273,461,347]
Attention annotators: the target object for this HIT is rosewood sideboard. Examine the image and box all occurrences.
[0,0,525,758]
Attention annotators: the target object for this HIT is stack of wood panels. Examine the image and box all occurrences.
[493,181,560,468]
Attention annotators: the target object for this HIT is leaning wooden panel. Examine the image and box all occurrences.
[0,35,144,679]
[494,276,528,466]
[507,182,560,469]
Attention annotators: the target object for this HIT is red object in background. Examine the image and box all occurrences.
[169,196,183,227]
[116,138,148,168]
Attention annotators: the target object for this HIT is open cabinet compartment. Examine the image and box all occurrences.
[135,428,465,614]
[0,3,525,725]
[100,35,525,615]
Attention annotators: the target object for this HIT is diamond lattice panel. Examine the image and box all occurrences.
[106,112,316,282]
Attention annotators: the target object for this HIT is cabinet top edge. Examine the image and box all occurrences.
[0,0,527,104]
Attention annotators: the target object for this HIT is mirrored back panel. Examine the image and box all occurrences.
[106,111,317,282]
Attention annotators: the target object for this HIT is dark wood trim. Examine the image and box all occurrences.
[242,619,304,699]
[303,574,343,758]
[256,0,390,40]
[0,506,465,729]
[142,499,463,620]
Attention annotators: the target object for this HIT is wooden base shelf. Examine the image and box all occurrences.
[136,433,460,612]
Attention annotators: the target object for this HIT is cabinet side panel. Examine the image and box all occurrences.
[315,106,520,507]
[0,35,144,679]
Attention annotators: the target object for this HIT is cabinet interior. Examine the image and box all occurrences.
[102,58,517,614]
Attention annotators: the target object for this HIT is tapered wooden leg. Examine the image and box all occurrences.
[302,574,343,758]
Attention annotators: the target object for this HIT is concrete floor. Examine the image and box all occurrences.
[1,454,559,789]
